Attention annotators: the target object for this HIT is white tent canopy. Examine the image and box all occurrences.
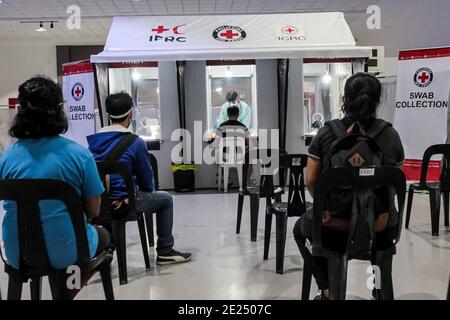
[91,12,371,63]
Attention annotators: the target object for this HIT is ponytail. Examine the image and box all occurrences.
[343,73,381,130]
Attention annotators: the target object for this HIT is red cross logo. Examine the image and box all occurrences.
[220,29,239,40]
[418,72,430,84]
[414,67,433,88]
[152,25,169,34]
[74,86,82,97]
[285,27,296,33]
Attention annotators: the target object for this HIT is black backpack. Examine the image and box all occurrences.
[322,119,391,217]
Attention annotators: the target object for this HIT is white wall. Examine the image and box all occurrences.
[0,44,57,106]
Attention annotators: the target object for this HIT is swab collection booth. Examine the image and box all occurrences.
[90,12,372,189]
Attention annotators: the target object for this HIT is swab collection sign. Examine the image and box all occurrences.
[62,60,96,147]
[394,47,450,181]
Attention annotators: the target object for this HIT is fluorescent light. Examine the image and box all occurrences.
[215,87,223,92]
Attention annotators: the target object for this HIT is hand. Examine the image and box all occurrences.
[111,198,129,211]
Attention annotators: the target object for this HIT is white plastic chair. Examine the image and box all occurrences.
[217,136,245,193]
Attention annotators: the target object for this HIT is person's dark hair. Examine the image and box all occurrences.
[227,105,240,118]
[226,91,238,103]
[342,72,381,129]
[106,91,133,123]
[9,76,67,139]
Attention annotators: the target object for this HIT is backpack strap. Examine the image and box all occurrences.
[326,119,347,139]
[104,133,139,161]
[366,119,392,139]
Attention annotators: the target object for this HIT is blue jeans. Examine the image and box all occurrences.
[136,190,174,255]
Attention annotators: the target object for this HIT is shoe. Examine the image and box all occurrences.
[313,291,330,300]
[157,249,192,265]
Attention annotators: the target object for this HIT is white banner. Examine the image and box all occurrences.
[394,48,450,180]
[92,12,371,62]
[62,61,96,147]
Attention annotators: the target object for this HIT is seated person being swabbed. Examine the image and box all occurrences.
[87,92,192,265]
[293,73,405,300]
[214,105,251,149]
[214,91,252,130]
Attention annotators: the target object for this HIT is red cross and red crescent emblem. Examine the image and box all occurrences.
[212,25,246,42]
[414,67,433,88]
[71,82,84,101]
[282,26,298,35]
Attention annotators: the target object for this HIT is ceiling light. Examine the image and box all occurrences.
[215,87,223,92]
[36,22,47,32]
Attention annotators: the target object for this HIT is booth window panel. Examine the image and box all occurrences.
[206,65,257,134]
[108,66,161,140]
[303,62,352,134]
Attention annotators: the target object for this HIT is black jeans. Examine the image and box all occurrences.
[94,225,112,256]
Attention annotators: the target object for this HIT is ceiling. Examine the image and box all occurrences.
[0,0,380,44]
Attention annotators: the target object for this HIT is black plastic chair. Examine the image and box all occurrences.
[236,149,283,242]
[299,167,406,300]
[264,154,310,274]
[93,161,152,285]
[0,179,114,300]
[405,144,450,236]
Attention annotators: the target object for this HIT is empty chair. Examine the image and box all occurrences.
[405,144,450,236]
[264,154,310,274]
[94,161,152,285]
[217,136,245,192]
[298,167,406,300]
[0,179,114,300]
[236,148,283,242]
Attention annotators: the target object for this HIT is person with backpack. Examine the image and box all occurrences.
[293,73,405,300]
[87,92,192,265]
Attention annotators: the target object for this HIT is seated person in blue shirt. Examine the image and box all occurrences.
[214,91,252,130]
[87,92,192,265]
[0,76,110,271]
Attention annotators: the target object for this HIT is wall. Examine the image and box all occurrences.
[0,44,57,106]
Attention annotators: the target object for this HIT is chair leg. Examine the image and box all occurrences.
[145,212,155,248]
[112,221,128,285]
[275,213,288,274]
[237,164,243,189]
[224,164,229,193]
[30,277,42,300]
[430,189,441,236]
[443,191,449,227]
[249,194,260,242]
[48,271,72,300]
[99,261,115,300]
[327,256,348,300]
[137,213,150,269]
[296,241,312,300]
[263,209,273,260]
[236,194,244,234]
[218,165,222,191]
[7,276,23,300]
[405,187,414,229]
[375,254,394,300]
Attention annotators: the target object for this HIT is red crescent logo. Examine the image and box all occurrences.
[173,24,186,35]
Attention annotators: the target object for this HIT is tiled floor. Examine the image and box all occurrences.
[0,190,449,300]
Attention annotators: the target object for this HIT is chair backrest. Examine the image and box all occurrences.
[279,154,309,216]
[311,167,406,259]
[95,161,136,219]
[0,179,90,275]
[419,144,450,189]
[242,148,280,190]
[217,136,246,165]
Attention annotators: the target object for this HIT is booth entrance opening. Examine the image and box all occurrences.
[206,61,258,135]
[109,63,161,141]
